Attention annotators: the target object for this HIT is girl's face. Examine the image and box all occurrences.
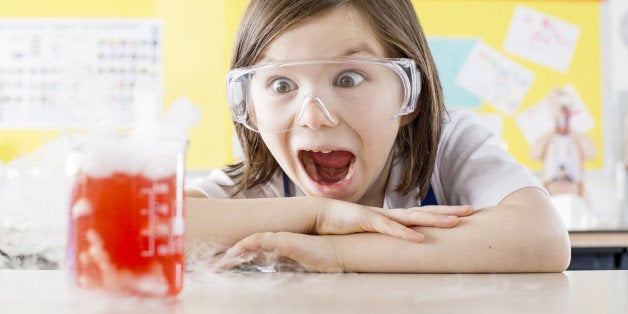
[258,6,401,206]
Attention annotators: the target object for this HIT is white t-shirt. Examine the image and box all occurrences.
[186,108,544,209]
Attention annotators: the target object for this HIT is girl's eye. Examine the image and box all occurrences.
[270,78,297,94]
[335,71,365,88]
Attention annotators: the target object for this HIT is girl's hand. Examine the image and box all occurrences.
[313,197,473,243]
[209,232,341,273]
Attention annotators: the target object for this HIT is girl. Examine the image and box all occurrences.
[185,0,570,273]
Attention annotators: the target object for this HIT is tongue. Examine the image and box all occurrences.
[310,151,353,168]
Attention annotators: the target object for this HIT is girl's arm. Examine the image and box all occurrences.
[185,194,471,251]
[330,187,571,272]
[210,187,570,273]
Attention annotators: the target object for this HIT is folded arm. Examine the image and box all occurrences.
[187,187,571,273]
[185,191,467,250]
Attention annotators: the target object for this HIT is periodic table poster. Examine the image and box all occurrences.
[0,19,162,129]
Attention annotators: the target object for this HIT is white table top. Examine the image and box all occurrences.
[1,270,627,314]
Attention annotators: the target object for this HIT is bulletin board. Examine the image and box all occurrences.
[413,0,603,170]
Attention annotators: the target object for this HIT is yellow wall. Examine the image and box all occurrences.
[0,0,604,172]
[154,0,232,169]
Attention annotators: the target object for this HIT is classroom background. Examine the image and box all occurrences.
[0,0,627,229]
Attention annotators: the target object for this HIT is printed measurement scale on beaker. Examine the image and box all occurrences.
[140,182,175,257]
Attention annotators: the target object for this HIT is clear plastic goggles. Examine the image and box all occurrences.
[226,58,420,133]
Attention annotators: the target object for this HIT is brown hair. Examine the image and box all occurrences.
[226,0,444,199]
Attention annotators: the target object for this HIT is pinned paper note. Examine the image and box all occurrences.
[515,84,594,146]
[427,37,481,109]
[503,5,580,73]
[455,42,535,116]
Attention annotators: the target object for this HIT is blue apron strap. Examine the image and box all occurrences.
[420,184,438,206]
[283,172,292,197]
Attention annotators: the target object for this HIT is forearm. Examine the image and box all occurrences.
[331,203,571,273]
[185,196,320,247]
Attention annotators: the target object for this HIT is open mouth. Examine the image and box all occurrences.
[299,150,356,185]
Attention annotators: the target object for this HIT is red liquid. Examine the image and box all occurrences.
[68,171,184,297]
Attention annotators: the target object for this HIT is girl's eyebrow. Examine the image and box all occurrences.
[343,44,379,57]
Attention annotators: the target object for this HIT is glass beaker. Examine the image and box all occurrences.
[66,134,186,297]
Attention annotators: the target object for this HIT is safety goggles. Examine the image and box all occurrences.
[226,58,420,133]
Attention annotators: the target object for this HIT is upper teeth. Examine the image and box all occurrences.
[311,150,332,154]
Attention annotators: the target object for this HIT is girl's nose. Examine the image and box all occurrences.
[294,95,339,130]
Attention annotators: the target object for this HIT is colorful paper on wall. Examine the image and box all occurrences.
[427,37,481,109]
[515,84,594,146]
[455,41,535,116]
[503,5,580,73]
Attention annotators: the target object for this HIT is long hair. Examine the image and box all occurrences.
[226,0,444,199]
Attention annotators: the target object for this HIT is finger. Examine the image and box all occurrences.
[209,249,254,272]
[413,205,474,217]
[363,215,426,243]
[209,245,260,271]
[212,233,317,272]
[209,234,271,271]
[376,208,461,228]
